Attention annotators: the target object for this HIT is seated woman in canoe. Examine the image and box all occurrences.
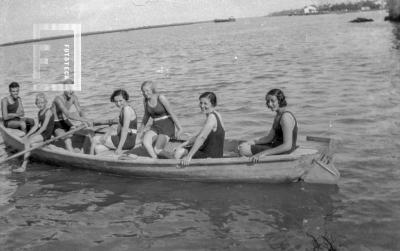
[174,92,225,166]
[91,89,137,155]
[139,81,182,158]
[1,82,35,133]
[238,88,298,162]
[17,93,55,172]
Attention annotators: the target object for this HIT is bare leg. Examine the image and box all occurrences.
[6,120,26,133]
[154,135,173,159]
[174,147,188,159]
[16,134,43,172]
[143,130,158,158]
[238,142,253,157]
[54,128,74,152]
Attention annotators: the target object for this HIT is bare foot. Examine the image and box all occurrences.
[13,166,26,173]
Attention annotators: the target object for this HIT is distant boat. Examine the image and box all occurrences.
[214,17,236,23]
[350,17,373,23]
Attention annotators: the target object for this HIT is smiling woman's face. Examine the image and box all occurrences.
[266,95,279,111]
[113,94,126,108]
[199,97,214,114]
[141,85,154,99]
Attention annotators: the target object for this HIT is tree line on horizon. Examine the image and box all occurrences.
[269,0,384,16]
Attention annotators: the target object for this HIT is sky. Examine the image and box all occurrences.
[0,0,357,44]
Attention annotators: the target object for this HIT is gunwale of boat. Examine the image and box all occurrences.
[0,122,318,166]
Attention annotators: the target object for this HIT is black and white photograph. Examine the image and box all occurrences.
[0,0,399,250]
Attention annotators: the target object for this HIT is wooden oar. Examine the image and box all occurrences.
[0,124,87,164]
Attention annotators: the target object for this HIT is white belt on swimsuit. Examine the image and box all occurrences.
[128,128,137,134]
[153,115,170,122]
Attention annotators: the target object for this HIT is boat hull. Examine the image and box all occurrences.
[0,122,339,184]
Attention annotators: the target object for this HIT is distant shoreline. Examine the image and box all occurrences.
[0,20,211,47]
[268,9,386,18]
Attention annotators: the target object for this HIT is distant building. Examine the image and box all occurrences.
[361,6,371,11]
[304,5,318,14]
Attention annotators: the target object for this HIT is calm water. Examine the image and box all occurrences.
[1,10,400,250]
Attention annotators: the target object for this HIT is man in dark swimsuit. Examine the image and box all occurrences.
[1,82,35,133]
[51,79,93,152]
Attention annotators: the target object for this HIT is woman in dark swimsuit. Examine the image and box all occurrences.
[238,89,298,163]
[16,93,54,172]
[174,92,225,166]
[139,81,182,158]
[91,89,137,155]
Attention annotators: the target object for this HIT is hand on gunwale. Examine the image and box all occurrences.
[180,155,192,167]
[249,153,262,163]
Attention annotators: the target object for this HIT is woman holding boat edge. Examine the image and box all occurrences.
[174,92,225,166]
[139,81,182,159]
[91,89,137,155]
[238,88,298,163]
[16,93,54,172]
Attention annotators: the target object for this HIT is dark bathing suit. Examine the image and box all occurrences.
[37,109,55,140]
[146,96,175,138]
[52,99,73,133]
[188,112,225,159]
[111,107,137,150]
[251,111,298,155]
[3,97,35,131]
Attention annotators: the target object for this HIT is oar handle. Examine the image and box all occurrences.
[0,124,87,164]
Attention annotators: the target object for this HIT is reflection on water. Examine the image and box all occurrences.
[0,164,339,250]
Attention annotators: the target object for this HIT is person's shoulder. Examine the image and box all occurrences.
[71,93,80,102]
[45,108,53,116]
[281,112,295,124]
[1,96,8,103]
[158,94,168,102]
[207,112,218,123]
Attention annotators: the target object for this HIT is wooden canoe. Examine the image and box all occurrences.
[0,121,339,184]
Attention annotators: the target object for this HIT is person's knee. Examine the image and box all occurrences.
[238,143,252,157]
[174,148,187,159]
[20,121,26,130]
[154,147,162,155]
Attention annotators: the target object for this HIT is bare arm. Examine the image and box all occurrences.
[72,95,85,117]
[32,109,52,136]
[186,114,216,159]
[256,113,295,156]
[17,98,24,117]
[116,106,135,152]
[138,100,150,132]
[2,98,22,120]
[254,128,275,145]
[158,95,182,132]
[24,119,39,138]
[54,96,90,123]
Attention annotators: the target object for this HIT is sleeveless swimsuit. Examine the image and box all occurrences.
[111,106,137,150]
[3,97,35,131]
[188,112,225,159]
[251,111,298,155]
[37,108,55,140]
[3,97,20,127]
[146,96,175,137]
[52,96,73,133]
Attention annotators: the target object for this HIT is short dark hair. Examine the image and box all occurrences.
[110,89,129,102]
[266,89,287,107]
[9,82,19,90]
[199,92,217,107]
